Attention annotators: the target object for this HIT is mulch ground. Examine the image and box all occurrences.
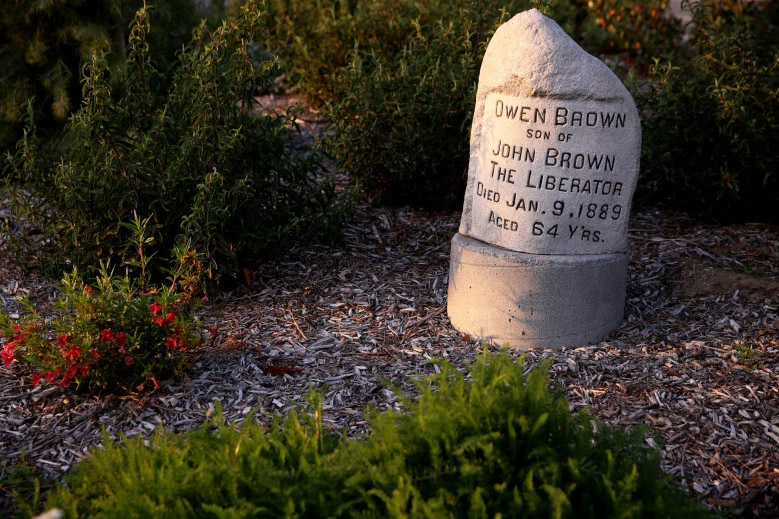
[1,100,777,516]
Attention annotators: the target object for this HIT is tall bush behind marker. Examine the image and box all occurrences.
[325,16,480,207]
[635,0,778,221]
[324,0,580,207]
[262,0,440,104]
[265,0,775,221]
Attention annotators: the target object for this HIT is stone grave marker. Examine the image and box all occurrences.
[447,9,641,348]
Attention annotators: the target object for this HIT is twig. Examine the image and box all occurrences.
[287,305,309,341]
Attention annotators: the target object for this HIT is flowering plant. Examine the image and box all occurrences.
[0,215,205,394]
[0,267,202,393]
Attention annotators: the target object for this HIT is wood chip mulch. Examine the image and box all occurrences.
[1,104,777,516]
[2,202,776,516]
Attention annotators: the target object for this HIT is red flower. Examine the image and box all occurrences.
[90,349,103,360]
[114,332,126,348]
[45,369,61,383]
[99,328,114,343]
[165,336,185,351]
[149,302,162,316]
[155,311,177,327]
[57,334,70,347]
[62,345,82,362]
[136,383,145,391]
[202,296,209,302]
[64,365,78,379]
[12,325,24,333]
[30,373,43,387]
[58,366,79,388]
[1,341,17,367]
[208,327,218,338]
[62,364,89,378]
[124,355,134,366]
[84,286,96,296]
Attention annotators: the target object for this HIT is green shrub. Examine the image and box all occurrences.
[0,454,53,518]
[262,0,439,104]
[262,0,581,106]
[4,1,346,284]
[325,16,480,207]
[261,0,358,103]
[325,0,579,207]
[635,0,778,221]
[581,0,682,67]
[0,215,203,394]
[1,459,39,518]
[0,0,204,157]
[37,352,711,518]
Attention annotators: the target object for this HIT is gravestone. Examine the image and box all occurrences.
[447,9,641,348]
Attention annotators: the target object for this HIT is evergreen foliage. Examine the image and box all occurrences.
[0,0,202,155]
[4,1,347,284]
[262,0,446,105]
[36,353,712,518]
[322,0,578,207]
[325,14,480,207]
[265,0,775,221]
[0,454,49,519]
[635,0,778,222]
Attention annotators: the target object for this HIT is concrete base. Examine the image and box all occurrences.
[447,233,627,349]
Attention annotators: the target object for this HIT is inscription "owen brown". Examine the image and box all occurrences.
[495,100,627,129]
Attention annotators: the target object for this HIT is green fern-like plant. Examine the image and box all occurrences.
[34,352,712,518]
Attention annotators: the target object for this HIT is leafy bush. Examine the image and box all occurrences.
[581,0,682,67]
[325,16,481,207]
[263,0,775,220]
[0,454,51,518]
[4,1,346,283]
[265,0,580,207]
[262,0,438,104]
[261,0,358,103]
[0,0,203,156]
[0,215,203,394]
[36,353,711,518]
[326,0,582,207]
[636,0,778,221]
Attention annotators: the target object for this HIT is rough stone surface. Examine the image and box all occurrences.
[448,9,640,348]
[459,9,641,255]
[447,233,627,348]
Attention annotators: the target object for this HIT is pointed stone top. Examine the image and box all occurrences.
[479,9,631,101]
